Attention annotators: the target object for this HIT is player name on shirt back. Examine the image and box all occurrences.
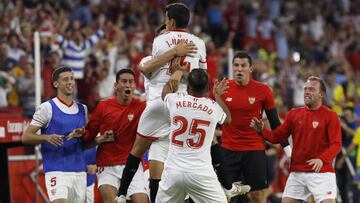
[175,100,213,115]
[165,38,194,47]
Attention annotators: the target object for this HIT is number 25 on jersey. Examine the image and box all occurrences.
[172,115,210,149]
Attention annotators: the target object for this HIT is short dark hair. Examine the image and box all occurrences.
[233,51,252,66]
[187,69,209,93]
[307,76,327,95]
[165,3,190,28]
[52,67,73,82]
[116,69,135,82]
[155,24,167,36]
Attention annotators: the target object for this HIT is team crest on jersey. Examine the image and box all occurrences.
[51,189,56,195]
[226,97,232,102]
[312,121,319,128]
[128,114,134,121]
[248,97,255,104]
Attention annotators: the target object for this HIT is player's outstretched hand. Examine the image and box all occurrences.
[213,78,229,96]
[174,41,197,57]
[250,117,264,133]
[67,127,85,141]
[46,134,64,146]
[96,130,115,144]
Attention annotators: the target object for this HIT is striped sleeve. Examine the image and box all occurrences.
[87,29,105,47]
[56,33,68,49]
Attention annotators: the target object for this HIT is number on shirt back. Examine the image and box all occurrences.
[172,115,210,148]
[167,56,190,75]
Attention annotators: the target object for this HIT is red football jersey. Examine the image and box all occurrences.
[83,97,146,166]
[261,105,342,173]
[220,79,276,151]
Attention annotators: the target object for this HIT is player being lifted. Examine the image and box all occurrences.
[117,3,250,203]
[117,3,206,203]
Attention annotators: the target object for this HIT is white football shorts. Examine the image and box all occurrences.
[45,171,86,202]
[137,98,170,140]
[282,172,337,203]
[96,164,148,198]
[156,170,227,203]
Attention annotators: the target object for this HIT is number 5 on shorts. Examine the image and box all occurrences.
[50,177,57,187]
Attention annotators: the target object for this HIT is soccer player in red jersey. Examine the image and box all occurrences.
[82,69,149,203]
[251,76,342,203]
[217,51,291,203]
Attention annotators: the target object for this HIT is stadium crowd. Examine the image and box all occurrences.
[1,0,360,202]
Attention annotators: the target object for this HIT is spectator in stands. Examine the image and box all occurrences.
[17,61,35,118]
[336,106,359,202]
[55,23,106,79]
[0,70,15,107]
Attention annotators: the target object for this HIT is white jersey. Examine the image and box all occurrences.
[139,56,153,101]
[163,93,226,176]
[148,30,207,101]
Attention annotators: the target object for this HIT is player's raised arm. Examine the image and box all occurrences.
[213,78,232,124]
[161,70,183,100]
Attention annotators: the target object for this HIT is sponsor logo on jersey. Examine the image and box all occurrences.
[226,97,232,102]
[248,97,255,104]
[128,114,134,121]
[312,121,319,128]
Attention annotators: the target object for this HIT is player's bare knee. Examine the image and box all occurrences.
[99,185,117,203]
[247,190,267,203]
[131,193,149,203]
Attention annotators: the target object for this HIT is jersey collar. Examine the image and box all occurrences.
[168,28,187,32]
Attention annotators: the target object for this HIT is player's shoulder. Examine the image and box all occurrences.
[75,101,87,111]
[183,31,203,41]
[251,79,271,89]
[319,105,338,117]
[168,92,183,97]
[153,31,172,42]
[165,92,185,101]
[290,106,304,113]
[131,98,147,108]
[185,32,205,46]
[98,97,115,105]
[38,100,52,111]
[201,96,216,104]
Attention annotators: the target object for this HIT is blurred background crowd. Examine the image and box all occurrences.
[0,0,360,202]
